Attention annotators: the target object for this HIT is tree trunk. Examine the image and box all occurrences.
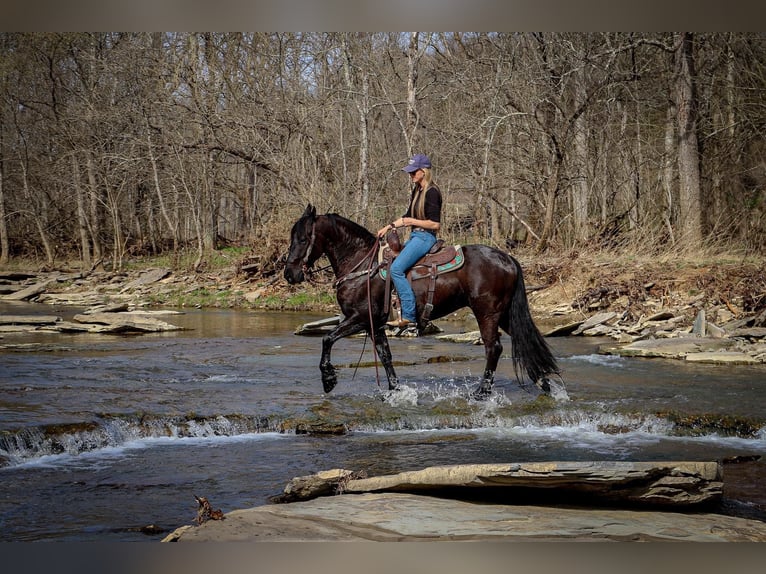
[0,152,8,265]
[341,34,371,223]
[571,66,590,242]
[405,32,420,154]
[21,159,54,265]
[674,32,703,245]
[85,151,103,265]
[71,154,92,269]
[662,102,677,244]
[538,157,562,253]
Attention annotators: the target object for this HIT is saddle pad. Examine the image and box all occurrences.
[379,245,465,281]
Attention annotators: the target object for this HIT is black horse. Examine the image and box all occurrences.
[284,204,562,399]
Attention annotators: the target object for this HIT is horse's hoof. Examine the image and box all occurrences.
[536,378,552,394]
[471,386,492,400]
[322,376,338,393]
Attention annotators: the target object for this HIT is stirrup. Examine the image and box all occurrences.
[386,318,413,329]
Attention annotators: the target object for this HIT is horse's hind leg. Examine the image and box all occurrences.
[373,329,400,391]
[472,313,503,399]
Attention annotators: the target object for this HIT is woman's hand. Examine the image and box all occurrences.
[377,222,395,238]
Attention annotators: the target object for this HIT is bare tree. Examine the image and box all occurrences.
[674,32,703,245]
[0,32,764,268]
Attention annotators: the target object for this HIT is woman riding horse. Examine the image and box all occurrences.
[284,204,562,400]
[376,153,442,332]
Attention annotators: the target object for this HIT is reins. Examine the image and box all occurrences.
[345,235,385,389]
[364,236,383,388]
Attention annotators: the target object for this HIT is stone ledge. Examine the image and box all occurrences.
[163,491,766,542]
[274,461,723,507]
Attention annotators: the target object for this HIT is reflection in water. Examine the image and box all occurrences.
[1,306,765,540]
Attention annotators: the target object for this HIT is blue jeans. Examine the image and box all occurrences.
[390,230,437,322]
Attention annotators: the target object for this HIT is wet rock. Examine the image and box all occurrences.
[0,315,60,326]
[684,352,760,365]
[71,312,184,333]
[600,337,735,359]
[434,331,483,344]
[294,315,341,336]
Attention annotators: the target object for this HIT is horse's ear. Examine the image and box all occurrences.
[303,203,316,219]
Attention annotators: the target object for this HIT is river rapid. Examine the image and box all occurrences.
[1,304,765,541]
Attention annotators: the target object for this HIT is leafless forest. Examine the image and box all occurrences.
[0,32,764,271]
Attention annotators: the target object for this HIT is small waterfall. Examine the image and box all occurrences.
[0,414,280,467]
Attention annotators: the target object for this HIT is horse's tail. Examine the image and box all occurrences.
[508,256,560,385]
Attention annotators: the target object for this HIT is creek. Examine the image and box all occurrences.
[1,304,765,541]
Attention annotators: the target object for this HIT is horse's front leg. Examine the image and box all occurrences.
[320,317,365,393]
[373,328,399,391]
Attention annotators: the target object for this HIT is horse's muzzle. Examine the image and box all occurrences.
[284,266,305,285]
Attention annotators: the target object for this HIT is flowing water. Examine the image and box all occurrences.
[1,303,765,541]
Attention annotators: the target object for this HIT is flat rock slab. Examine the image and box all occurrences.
[685,351,760,365]
[435,331,483,344]
[600,337,734,359]
[163,492,766,542]
[0,315,60,325]
[72,312,184,333]
[1,279,54,301]
[277,462,722,508]
[120,268,171,291]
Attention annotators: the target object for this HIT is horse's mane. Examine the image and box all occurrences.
[325,213,376,247]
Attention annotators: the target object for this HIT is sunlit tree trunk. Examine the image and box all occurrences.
[674,32,703,245]
[405,32,420,154]
[341,33,371,222]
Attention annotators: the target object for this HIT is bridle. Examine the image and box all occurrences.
[300,217,317,276]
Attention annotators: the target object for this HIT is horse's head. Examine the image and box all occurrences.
[284,203,320,284]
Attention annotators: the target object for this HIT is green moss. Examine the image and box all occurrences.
[659,411,763,438]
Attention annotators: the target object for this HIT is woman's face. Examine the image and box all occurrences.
[409,169,424,186]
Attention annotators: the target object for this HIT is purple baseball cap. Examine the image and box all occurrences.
[402,153,432,173]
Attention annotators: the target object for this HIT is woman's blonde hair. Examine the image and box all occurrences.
[412,167,434,220]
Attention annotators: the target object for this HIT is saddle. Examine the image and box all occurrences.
[378,229,465,322]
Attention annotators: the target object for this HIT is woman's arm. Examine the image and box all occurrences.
[392,216,441,232]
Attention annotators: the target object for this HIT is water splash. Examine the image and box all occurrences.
[537,375,570,402]
[566,354,626,367]
[547,378,570,402]
[380,384,419,407]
